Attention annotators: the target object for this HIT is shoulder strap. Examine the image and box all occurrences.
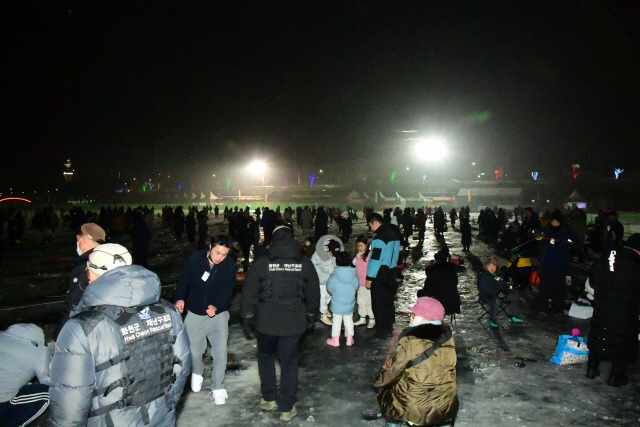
[405,326,453,369]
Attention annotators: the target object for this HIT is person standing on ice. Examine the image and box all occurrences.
[241,225,320,422]
[175,235,236,405]
[53,222,106,340]
[586,233,640,386]
[365,213,401,343]
[311,235,344,325]
[326,251,360,347]
[353,234,375,328]
[49,244,190,426]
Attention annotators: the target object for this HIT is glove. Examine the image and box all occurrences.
[306,314,316,332]
[242,317,255,339]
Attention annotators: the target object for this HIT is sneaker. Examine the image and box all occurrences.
[259,398,277,411]
[211,389,228,405]
[353,318,367,326]
[321,313,332,326]
[508,316,525,323]
[367,319,375,329]
[191,373,204,393]
[488,320,499,328]
[280,405,297,422]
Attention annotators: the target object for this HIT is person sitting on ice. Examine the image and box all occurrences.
[417,248,463,317]
[0,323,51,426]
[477,257,525,327]
[372,297,458,426]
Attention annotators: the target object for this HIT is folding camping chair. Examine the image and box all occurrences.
[449,314,458,333]
[477,298,511,322]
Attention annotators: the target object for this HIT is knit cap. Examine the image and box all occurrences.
[409,297,445,321]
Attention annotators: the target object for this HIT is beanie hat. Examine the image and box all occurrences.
[434,249,449,263]
[87,243,132,276]
[550,209,564,223]
[80,223,106,242]
[326,239,341,256]
[624,233,640,251]
[409,297,445,322]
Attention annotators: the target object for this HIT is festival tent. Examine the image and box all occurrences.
[564,189,587,209]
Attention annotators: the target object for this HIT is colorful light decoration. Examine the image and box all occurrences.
[0,197,32,203]
[614,168,624,179]
[390,171,396,182]
[309,173,317,188]
[494,169,500,180]
[226,178,231,189]
[531,171,538,181]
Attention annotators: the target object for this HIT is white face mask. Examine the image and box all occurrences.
[76,241,83,256]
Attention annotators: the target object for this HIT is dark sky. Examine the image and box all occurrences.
[2,1,639,190]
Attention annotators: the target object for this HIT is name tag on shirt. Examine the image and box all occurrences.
[201,271,210,281]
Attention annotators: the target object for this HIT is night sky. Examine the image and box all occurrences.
[2,1,639,190]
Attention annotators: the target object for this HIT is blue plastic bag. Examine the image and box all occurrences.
[550,334,589,365]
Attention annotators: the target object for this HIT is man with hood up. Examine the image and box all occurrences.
[241,225,320,422]
[0,323,51,426]
[49,244,191,426]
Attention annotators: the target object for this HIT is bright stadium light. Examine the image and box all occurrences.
[413,136,448,162]
[247,160,268,185]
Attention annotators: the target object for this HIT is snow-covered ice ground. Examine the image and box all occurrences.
[2,213,639,426]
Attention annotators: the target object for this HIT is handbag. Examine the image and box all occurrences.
[550,334,589,365]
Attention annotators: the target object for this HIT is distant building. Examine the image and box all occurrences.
[63,158,74,183]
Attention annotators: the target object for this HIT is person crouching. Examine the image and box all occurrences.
[373,297,458,426]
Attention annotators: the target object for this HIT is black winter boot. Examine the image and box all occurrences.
[607,362,629,386]
[586,358,600,379]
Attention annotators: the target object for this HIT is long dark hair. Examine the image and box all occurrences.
[355,234,371,260]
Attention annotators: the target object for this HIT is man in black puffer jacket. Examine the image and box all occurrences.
[587,233,640,386]
[241,225,319,422]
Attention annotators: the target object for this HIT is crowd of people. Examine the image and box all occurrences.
[0,201,638,426]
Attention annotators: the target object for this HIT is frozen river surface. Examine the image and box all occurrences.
[1,215,639,426]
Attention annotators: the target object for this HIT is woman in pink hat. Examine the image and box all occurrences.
[373,297,458,426]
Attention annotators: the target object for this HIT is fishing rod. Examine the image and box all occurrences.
[476,348,538,368]
[383,315,412,366]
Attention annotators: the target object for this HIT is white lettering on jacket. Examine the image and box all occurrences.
[608,250,616,272]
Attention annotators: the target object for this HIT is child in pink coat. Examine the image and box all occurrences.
[353,234,375,328]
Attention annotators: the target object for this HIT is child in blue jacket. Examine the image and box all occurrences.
[326,252,360,347]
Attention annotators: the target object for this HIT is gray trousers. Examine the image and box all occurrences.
[184,310,229,390]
